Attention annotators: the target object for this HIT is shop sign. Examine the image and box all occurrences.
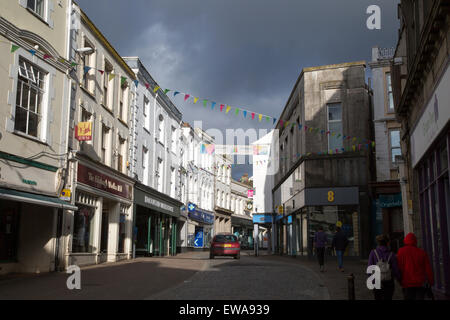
[75,122,92,141]
[77,163,131,199]
[305,187,359,206]
[60,189,71,201]
[144,195,174,213]
[411,65,450,167]
[253,214,273,224]
[379,193,402,208]
[188,203,214,224]
[247,189,254,199]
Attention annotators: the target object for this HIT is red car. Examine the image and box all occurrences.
[210,233,240,259]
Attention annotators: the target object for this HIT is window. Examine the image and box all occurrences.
[157,158,163,192]
[27,0,45,18]
[158,114,165,144]
[390,130,402,164]
[143,96,150,131]
[142,147,149,185]
[101,125,109,164]
[119,82,128,121]
[117,136,125,173]
[73,205,95,253]
[171,126,177,153]
[327,103,343,151]
[386,73,394,112]
[170,167,176,198]
[81,39,94,92]
[15,59,46,138]
[103,60,113,108]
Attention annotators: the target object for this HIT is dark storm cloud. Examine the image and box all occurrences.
[75,0,399,179]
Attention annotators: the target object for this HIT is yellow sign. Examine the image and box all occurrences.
[278,206,284,214]
[336,221,343,228]
[75,122,92,141]
[328,191,335,202]
[60,189,71,201]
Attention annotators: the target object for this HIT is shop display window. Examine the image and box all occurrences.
[73,205,95,253]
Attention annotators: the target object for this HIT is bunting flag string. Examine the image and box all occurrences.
[2,40,376,149]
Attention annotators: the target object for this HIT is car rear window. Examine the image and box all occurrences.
[214,235,237,243]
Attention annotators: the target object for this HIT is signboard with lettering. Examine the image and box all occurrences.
[188,203,214,224]
[247,189,254,199]
[75,122,92,141]
[77,163,132,199]
[411,65,450,167]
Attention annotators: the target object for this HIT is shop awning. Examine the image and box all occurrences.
[0,188,78,211]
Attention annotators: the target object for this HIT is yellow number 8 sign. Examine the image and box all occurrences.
[328,191,335,202]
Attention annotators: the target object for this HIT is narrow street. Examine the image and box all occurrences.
[0,251,328,300]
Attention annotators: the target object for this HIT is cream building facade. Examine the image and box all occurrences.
[0,0,74,274]
[61,3,136,268]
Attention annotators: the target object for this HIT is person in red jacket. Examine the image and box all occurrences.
[397,233,434,300]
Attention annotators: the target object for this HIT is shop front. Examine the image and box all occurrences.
[187,202,214,249]
[276,187,363,258]
[134,183,182,257]
[0,152,77,275]
[410,63,450,298]
[68,161,134,267]
[232,215,254,249]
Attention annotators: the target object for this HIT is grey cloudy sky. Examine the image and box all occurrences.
[76,0,400,179]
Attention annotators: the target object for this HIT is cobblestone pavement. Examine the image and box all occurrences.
[0,250,399,300]
[255,252,404,300]
[0,251,328,300]
[148,251,329,300]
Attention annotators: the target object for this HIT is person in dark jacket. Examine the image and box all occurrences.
[331,227,348,272]
[314,226,328,272]
[397,233,434,300]
[368,234,401,300]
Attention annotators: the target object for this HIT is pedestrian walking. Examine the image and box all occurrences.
[397,233,434,300]
[331,226,349,272]
[368,234,401,300]
[314,226,328,272]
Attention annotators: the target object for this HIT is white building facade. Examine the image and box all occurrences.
[214,154,233,234]
[124,57,184,257]
[231,179,254,249]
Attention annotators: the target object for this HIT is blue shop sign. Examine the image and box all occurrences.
[253,214,273,224]
[188,202,214,224]
[379,193,402,208]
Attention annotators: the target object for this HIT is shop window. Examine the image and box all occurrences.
[72,205,96,253]
[15,58,46,139]
[118,206,128,253]
[327,103,343,151]
[0,202,19,261]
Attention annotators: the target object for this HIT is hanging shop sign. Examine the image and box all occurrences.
[188,203,214,224]
[77,163,132,200]
[247,190,254,199]
[60,189,71,201]
[253,214,273,224]
[75,122,92,141]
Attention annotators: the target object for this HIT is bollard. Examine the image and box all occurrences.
[348,273,355,300]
